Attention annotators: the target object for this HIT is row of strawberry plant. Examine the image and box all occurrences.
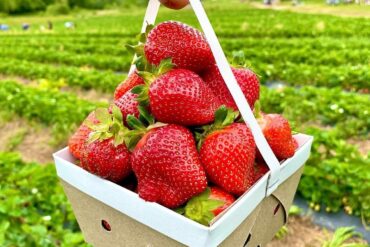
[0,54,367,92]
[260,86,369,138]
[0,152,87,246]
[0,58,125,92]
[2,6,369,39]
[0,47,129,71]
[1,39,368,69]
[0,80,101,141]
[298,127,369,223]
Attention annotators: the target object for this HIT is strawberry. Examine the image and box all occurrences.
[182,187,235,225]
[198,107,256,195]
[115,91,140,123]
[133,59,219,126]
[254,162,269,182]
[80,106,131,183]
[126,116,207,208]
[159,0,189,9]
[144,21,214,72]
[255,104,296,160]
[68,111,99,160]
[202,64,260,110]
[114,71,144,101]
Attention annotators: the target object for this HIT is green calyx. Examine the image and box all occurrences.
[196,106,239,150]
[132,58,174,107]
[126,24,154,72]
[124,106,167,151]
[231,50,248,68]
[85,105,128,147]
[183,188,224,226]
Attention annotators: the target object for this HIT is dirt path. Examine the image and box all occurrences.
[0,117,57,164]
[267,216,368,247]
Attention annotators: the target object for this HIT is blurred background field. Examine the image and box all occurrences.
[0,0,369,246]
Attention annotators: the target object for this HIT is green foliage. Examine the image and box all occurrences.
[299,128,370,223]
[321,227,367,247]
[0,58,124,92]
[46,3,70,15]
[0,80,102,141]
[0,152,87,246]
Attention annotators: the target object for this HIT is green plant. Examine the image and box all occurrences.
[321,227,367,247]
[0,152,87,246]
[275,225,288,240]
[46,3,70,15]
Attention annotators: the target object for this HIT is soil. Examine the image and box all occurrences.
[267,216,368,247]
[347,138,370,157]
[0,118,56,164]
[63,87,113,103]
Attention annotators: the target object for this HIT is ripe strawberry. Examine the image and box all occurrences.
[80,106,131,183]
[127,116,207,208]
[254,162,269,182]
[202,64,260,110]
[134,59,219,126]
[198,107,256,195]
[159,0,189,9]
[68,111,98,160]
[114,71,144,101]
[255,106,296,160]
[183,187,235,225]
[115,91,140,122]
[144,21,214,72]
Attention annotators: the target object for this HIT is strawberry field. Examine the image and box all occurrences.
[0,1,369,246]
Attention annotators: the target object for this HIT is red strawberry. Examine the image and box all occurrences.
[255,108,296,160]
[183,187,235,225]
[127,117,207,208]
[199,107,256,196]
[114,71,144,101]
[254,162,269,182]
[202,64,260,110]
[144,21,214,72]
[115,91,140,123]
[68,111,98,160]
[134,60,219,126]
[80,106,131,183]
[159,0,189,9]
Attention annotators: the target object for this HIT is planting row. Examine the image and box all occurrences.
[1,39,368,69]
[0,152,87,246]
[1,6,369,38]
[0,54,367,92]
[0,58,124,92]
[0,80,103,141]
[260,86,369,138]
[299,127,370,223]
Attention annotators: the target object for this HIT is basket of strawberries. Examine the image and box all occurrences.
[53,0,314,246]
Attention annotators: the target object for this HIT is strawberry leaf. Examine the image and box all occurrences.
[88,132,101,144]
[131,85,145,95]
[184,188,224,226]
[112,105,123,122]
[95,108,111,124]
[138,106,154,125]
[126,115,146,131]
